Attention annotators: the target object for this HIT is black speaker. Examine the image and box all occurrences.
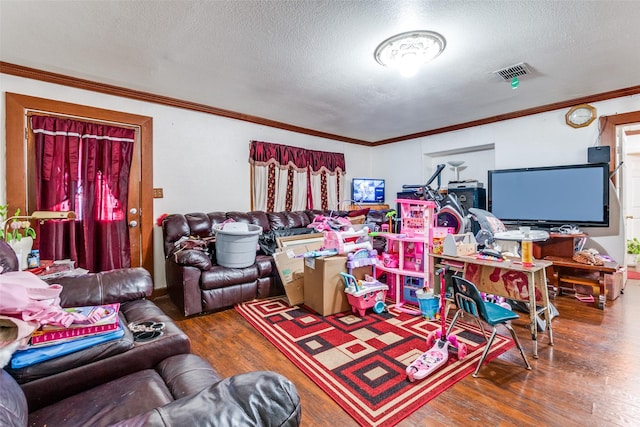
[447,188,486,211]
[588,146,610,164]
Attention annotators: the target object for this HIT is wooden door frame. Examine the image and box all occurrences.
[599,110,640,186]
[4,92,154,278]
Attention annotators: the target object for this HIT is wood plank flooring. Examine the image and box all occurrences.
[153,278,640,427]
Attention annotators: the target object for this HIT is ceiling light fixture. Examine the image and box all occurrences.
[374,30,446,78]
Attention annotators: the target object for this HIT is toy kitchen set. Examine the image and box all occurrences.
[376,199,457,314]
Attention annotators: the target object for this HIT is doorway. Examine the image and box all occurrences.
[4,93,154,276]
[600,110,640,269]
[621,125,640,267]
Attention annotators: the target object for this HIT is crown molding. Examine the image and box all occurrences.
[0,61,369,146]
[3,61,639,147]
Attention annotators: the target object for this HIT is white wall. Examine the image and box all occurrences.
[372,95,640,263]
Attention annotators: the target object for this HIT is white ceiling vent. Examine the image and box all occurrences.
[493,62,532,81]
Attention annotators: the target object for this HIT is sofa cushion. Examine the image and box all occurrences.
[6,312,135,384]
[155,353,223,399]
[18,299,192,411]
[255,255,274,276]
[200,265,260,290]
[226,211,258,228]
[184,212,214,236]
[245,211,272,232]
[267,211,312,230]
[135,371,302,427]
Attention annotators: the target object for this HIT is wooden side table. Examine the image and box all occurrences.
[544,255,618,309]
[532,233,587,258]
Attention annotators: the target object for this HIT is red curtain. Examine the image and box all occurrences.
[249,140,346,210]
[31,115,135,272]
[307,148,346,210]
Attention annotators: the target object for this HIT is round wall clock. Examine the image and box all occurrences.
[565,104,597,128]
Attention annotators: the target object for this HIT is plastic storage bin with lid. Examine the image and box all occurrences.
[213,222,262,268]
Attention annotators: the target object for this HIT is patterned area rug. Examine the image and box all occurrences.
[628,269,640,280]
[236,297,515,426]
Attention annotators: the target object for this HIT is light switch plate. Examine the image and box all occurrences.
[153,188,164,198]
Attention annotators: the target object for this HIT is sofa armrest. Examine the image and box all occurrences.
[155,354,222,399]
[53,267,153,307]
[114,371,301,427]
[0,369,28,427]
[171,249,212,271]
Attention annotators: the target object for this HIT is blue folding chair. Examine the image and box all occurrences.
[447,276,531,377]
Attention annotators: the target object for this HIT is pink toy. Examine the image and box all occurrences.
[340,272,388,316]
[382,252,399,268]
[406,266,467,382]
[346,249,378,269]
[323,226,373,255]
[307,214,351,232]
[480,292,512,310]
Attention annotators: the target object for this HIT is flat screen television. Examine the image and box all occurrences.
[352,178,385,204]
[488,163,609,228]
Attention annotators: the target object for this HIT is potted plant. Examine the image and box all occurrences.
[627,237,640,266]
[0,205,36,269]
[385,209,397,233]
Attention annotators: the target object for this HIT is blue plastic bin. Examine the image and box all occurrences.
[418,296,440,320]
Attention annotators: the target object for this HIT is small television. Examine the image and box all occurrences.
[352,178,385,204]
[488,163,609,228]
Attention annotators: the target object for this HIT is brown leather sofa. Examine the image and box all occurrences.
[162,208,393,316]
[1,242,191,411]
[0,239,302,426]
[1,355,301,427]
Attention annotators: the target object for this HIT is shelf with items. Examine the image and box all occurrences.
[348,203,389,211]
[376,199,437,314]
[532,232,588,259]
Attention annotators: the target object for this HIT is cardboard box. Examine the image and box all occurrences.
[303,256,370,316]
[432,227,454,255]
[273,241,323,306]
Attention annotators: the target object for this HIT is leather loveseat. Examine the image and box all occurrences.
[1,354,301,427]
[162,208,393,316]
[0,239,302,426]
[0,239,191,411]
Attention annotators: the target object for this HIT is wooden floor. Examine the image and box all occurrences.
[154,276,640,427]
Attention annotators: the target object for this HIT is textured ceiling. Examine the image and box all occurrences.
[1,0,639,143]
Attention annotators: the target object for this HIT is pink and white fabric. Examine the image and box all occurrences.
[0,271,87,328]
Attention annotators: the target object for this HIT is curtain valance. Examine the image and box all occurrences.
[249,140,346,211]
[249,140,346,173]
